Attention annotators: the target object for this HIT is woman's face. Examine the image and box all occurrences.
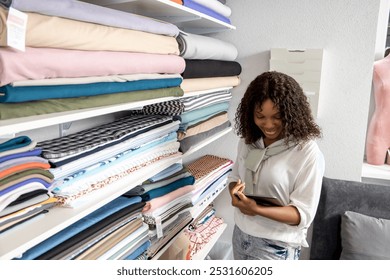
[254,99,284,146]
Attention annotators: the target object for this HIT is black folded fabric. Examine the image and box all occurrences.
[36,201,145,260]
[0,0,11,9]
[181,59,241,79]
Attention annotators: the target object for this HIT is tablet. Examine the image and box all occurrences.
[245,195,282,206]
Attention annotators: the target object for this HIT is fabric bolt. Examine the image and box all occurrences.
[51,132,178,193]
[180,90,232,112]
[0,169,53,188]
[140,175,195,202]
[186,154,233,182]
[0,192,50,217]
[0,86,184,120]
[0,208,48,234]
[140,99,185,116]
[38,211,144,260]
[181,59,242,79]
[4,188,48,207]
[191,170,229,205]
[75,218,144,260]
[177,32,238,61]
[0,77,182,103]
[0,47,185,87]
[0,148,42,164]
[0,140,37,158]
[15,195,142,260]
[144,162,184,183]
[0,173,53,191]
[189,0,232,17]
[12,73,182,87]
[0,156,48,171]
[178,101,229,124]
[128,170,192,196]
[123,240,151,260]
[180,76,240,93]
[109,229,150,260]
[143,184,196,215]
[0,177,51,196]
[0,136,32,153]
[38,115,172,159]
[178,112,228,140]
[9,0,180,37]
[0,162,51,180]
[182,0,231,24]
[0,8,179,55]
[48,122,179,180]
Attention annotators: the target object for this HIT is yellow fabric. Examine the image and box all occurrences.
[0,7,179,55]
[181,76,240,93]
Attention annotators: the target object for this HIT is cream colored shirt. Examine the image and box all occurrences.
[227,138,325,247]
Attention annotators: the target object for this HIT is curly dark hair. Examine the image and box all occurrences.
[234,71,322,145]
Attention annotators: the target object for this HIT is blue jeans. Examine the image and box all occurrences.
[232,225,301,260]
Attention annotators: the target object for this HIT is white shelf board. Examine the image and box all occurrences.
[83,0,235,34]
[361,162,390,182]
[0,96,178,137]
[182,127,232,158]
[191,223,227,260]
[0,155,182,260]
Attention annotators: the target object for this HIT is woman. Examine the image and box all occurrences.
[228,71,325,260]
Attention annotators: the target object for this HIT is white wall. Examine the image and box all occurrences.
[196,0,388,257]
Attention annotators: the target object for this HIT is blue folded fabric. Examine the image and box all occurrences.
[0,78,182,103]
[14,195,142,260]
[0,178,51,196]
[123,240,151,260]
[183,0,231,24]
[140,175,195,201]
[0,136,32,153]
[0,148,42,164]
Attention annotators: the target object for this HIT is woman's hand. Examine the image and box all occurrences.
[229,179,258,216]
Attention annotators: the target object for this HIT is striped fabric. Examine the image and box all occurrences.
[38,115,172,159]
[181,89,232,112]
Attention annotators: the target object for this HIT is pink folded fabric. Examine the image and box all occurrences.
[143,184,196,215]
[0,47,185,86]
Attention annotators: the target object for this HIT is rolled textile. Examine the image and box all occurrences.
[180,76,240,93]
[0,47,185,87]
[182,59,241,79]
[182,0,230,24]
[7,0,179,37]
[186,0,231,17]
[177,32,237,61]
[0,7,179,54]
[12,73,182,87]
[0,86,184,120]
[0,77,183,103]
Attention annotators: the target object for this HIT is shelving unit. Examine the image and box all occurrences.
[82,0,236,34]
[0,0,236,260]
[0,155,182,260]
[191,223,227,260]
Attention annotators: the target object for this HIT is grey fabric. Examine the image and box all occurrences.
[310,177,390,260]
[340,211,390,260]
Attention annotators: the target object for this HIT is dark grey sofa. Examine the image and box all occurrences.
[309,176,390,260]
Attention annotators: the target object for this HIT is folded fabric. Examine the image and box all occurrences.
[139,99,185,116]
[189,0,231,17]
[180,76,240,92]
[123,240,151,260]
[0,148,42,164]
[180,89,232,112]
[0,47,185,87]
[0,156,48,171]
[177,32,237,60]
[182,59,241,79]
[179,101,229,124]
[0,7,179,55]
[0,136,32,153]
[14,195,142,259]
[0,77,182,103]
[0,169,53,188]
[0,86,184,120]
[178,112,228,140]
[8,0,179,37]
[182,0,230,24]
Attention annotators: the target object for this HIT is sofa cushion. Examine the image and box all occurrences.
[340,211,390,260]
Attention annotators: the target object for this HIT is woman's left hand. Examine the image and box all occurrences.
[231,185,259,216]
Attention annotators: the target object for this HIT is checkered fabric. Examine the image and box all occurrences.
[38,115,172,159]
[141,99,185,116]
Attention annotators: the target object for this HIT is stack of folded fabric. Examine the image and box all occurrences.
[0,136,57,235]
[124,162,195,259]
[185,154,233,216]
[0,0,185,120]
[14,195,150,260]
[36,114,182,208]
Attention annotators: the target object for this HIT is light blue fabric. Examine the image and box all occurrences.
[178,102,229,125]
[123,240,151,260]
[15,196,142,260]
[0,148,42,164]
